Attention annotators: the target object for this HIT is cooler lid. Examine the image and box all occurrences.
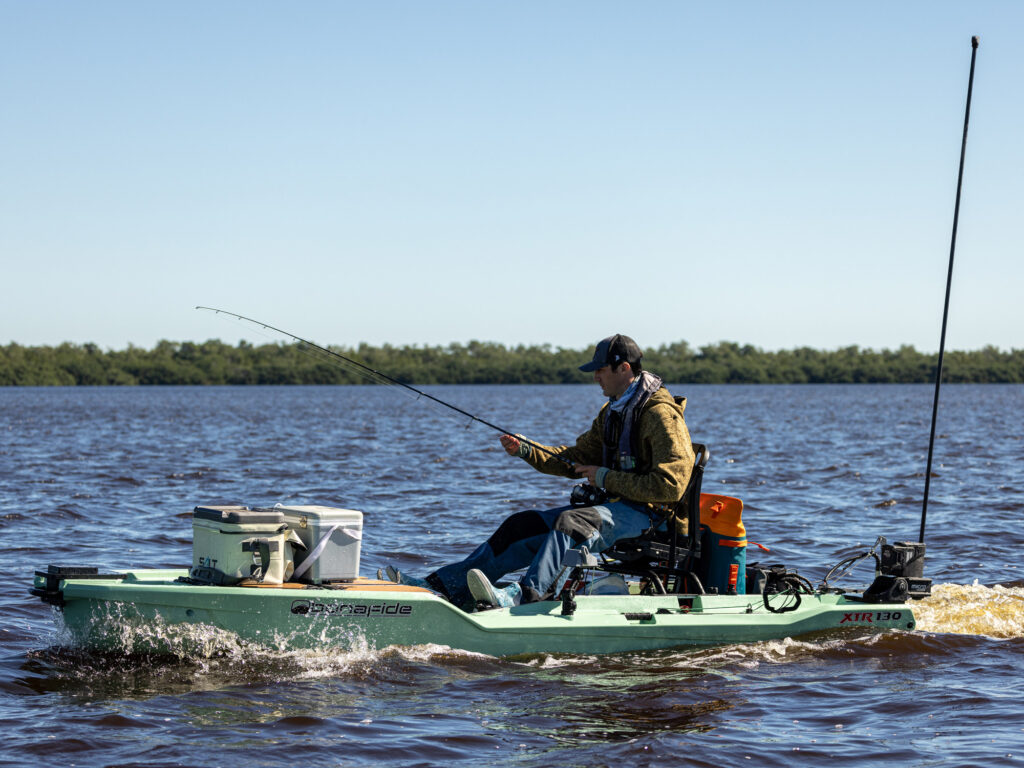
[272,505,363,520]
[193,505,286,525]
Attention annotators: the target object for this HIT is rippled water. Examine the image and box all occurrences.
[2,384,1023,767]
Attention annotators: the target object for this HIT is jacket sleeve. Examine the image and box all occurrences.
[519,410,606,479]
[601,403,693,504]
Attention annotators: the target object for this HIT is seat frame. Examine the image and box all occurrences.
[598,442,709,595]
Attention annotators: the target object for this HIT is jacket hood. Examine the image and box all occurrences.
[647,385,685,415]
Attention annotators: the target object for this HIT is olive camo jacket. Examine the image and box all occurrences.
[520,386,695,515]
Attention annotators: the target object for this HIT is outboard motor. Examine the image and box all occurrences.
[862,539,932,603]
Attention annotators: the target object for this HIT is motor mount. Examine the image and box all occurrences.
[863,540,932,603]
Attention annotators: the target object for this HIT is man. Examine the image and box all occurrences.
[386,334,695,609]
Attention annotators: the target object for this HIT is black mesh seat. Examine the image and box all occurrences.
[600,442,709,594]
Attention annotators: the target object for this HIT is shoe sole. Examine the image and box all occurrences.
[467,568,499,605]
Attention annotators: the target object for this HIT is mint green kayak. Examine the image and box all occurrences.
[32,569,917,657]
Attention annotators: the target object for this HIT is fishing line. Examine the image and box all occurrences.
[295,341,473,427]
[244,321,446,406]
[195,306,576,468]
[214,318,434,409]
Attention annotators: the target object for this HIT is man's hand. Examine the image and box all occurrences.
[574,464,600,485]
[500,434,522,456]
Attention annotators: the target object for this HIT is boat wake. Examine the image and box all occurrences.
[912,581,1024,638]
[36,605,498,692]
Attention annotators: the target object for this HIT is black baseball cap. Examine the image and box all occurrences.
[579,334,643,372]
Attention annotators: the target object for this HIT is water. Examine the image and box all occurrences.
[2,384,1023,768]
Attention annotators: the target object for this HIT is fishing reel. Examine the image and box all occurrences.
[570,484,608,508]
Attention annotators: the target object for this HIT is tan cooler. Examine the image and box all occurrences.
[191,506,305,585]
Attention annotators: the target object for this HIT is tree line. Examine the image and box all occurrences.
[2,339,1023,386]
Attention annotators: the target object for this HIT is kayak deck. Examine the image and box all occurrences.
[34,569,917,657]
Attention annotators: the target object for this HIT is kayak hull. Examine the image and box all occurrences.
[36,570,918,657]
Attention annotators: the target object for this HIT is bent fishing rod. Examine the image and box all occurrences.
[919,36,979,544]
[195,306,576,469]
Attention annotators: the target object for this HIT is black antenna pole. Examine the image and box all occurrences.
[920,36,979,544]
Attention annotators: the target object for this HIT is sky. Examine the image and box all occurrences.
[1,2,1021,353]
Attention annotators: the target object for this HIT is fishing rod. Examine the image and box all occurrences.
[195,306,576,469]
[920,36,979,544]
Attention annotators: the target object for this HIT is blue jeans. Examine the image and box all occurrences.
[429,501,657,608]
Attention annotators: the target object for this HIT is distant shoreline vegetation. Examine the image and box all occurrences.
[2,340,1023,386]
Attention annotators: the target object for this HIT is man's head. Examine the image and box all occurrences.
[579,334,642,398]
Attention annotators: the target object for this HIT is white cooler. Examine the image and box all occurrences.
[275,505,363,583]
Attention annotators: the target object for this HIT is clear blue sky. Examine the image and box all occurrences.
[2,2,1020,353]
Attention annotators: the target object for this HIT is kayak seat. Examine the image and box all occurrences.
[600,442,709,594]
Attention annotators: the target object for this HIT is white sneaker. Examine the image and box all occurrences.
[467,569,521,608]
[385,565,431,590]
